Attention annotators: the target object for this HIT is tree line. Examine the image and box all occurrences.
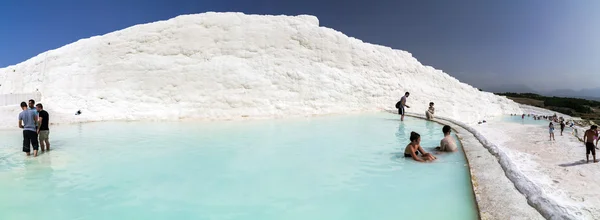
[496,92,600,114]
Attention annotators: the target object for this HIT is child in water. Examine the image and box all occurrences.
[404,132,437,162]
[426,102,435,120]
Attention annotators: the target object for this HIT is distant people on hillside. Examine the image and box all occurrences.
[583,125,598,163]
[549,122,555,141]
[396,92,410,121]
[435,125,458,152]
[36,104,51,151]
[404,132,436,162]
[18,101,39,157]
[425,102,435,120]
[560,121,566,136]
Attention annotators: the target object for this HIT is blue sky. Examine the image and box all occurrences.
[1,0,599,91]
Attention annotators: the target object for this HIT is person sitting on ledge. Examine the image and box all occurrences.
[435,125,458,152]
[404,132,437,162]
[425,102,435,120]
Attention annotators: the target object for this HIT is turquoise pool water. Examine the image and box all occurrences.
[500,115,551,126]
[0,113,477,220]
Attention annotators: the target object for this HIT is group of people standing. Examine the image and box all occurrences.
[17,99,50,157]
[396,92,456,163]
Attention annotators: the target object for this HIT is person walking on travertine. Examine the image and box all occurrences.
[396,92,410,121]
[583,125,598,163]
[549,122,555,141]
[425,102,435,120]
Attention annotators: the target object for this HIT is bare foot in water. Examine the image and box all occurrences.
[595,160,599,163]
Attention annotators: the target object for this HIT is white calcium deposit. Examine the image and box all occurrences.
[0,12,522,128]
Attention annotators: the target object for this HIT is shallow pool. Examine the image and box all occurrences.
[0,113,477,220]
[499,115,552,126]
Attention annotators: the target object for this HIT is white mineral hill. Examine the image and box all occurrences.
[0,12,522,128]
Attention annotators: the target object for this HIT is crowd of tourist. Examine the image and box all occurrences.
[394,94,600,164]
[510,113,600,163]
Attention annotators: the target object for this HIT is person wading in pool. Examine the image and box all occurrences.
[404,132,436,162]
[396,92,410,121]
[28,99,39,116]
[435,125,458,152]
[583,125,598,163]
[18,101,39,157]
[36,103,51,151]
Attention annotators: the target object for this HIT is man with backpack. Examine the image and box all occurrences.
[396,92,411,121]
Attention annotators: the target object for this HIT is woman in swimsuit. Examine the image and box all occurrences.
[404,132,436,162]
[549,122,555,141]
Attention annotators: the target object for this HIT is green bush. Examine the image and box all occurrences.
[544,99,593,113]
[497,92,600,114]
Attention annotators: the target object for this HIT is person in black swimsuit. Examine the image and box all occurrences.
[404,132,436,162]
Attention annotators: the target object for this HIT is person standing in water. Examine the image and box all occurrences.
[583,125,598,163]
[28,99,39,116]
[18,101,39,157]
[549,122,555,141]
[425,102,435,120]
[404,132,436,162]
[36,103,51,151]
[560,121,566,136]
[398,92,410,121]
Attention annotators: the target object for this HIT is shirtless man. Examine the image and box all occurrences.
[435,125,458,152]
[19,101,39,157]
[425,102,435,120]
[398,92,410,121]
[583,125,598,163]
[404,131,436,162]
